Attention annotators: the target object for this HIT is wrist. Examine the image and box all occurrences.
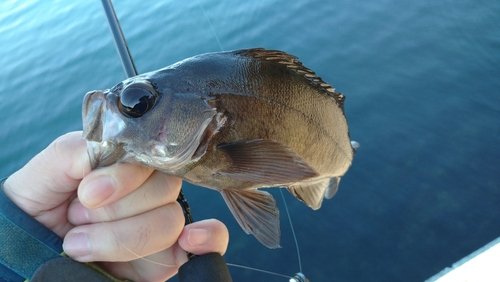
[1,175,32,217]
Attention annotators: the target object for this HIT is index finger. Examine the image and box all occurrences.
[3,131,90,216]
[72,170,182,222]
[78,163,155,209]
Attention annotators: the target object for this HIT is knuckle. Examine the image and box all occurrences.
[159,203,184,235]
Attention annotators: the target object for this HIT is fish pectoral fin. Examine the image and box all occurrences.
[217,139,318,185]
[287,178,331,210]
[324,176,341,199]
[220,188,281,249]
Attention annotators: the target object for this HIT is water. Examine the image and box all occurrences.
[1,0,499,281]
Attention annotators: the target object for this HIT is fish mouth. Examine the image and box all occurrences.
[82,90,106,143]
[82,90,126,169]
[87,140,126,169]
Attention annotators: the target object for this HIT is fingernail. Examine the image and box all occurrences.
[64,232,92,258]
[83,176,116,206]
[188,228,211,246]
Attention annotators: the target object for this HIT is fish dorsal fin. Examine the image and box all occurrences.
[236,48,345,108]
[217,139,318,185]
[287,178,330,210]
[324,176,341,199]
[220,188,281,248]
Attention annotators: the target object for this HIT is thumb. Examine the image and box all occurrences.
[178,219,229,256]
[3,131,90,217]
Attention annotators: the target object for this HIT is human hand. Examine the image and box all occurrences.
[2,131,229,281]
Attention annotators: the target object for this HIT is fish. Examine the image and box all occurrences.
[82,48,358,248]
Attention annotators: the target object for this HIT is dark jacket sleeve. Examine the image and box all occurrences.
[0,177,64,281]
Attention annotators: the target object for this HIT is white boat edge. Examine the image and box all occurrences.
[426,236,500,282]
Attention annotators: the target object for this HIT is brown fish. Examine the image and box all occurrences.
[82,48,357,248]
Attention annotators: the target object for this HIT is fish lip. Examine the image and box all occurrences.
[82,90,107,142]
[82,89,126,169]
[82,90,105,169]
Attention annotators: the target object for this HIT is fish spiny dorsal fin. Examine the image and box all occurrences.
[237,48,345,109]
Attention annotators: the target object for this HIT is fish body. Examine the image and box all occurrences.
[82,48,357,248]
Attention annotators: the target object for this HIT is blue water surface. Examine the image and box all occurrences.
[1,1,499,281]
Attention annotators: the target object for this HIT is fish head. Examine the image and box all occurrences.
[82,71,217,172]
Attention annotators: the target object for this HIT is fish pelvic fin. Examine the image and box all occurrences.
[324,176,341,199]
[220,188,281,249]
[217,139,318,185]
[287,176,342,209]
[287,178,328,210]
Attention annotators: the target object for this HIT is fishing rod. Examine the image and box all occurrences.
[100,1,310,281]
[99,1,231,281]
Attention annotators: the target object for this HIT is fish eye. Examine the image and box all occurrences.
[118,82,157,118]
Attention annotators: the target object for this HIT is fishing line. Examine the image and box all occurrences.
[98,0,308,278]
[279,189,303,273]
[197,1,224,52]
[94,206,179,268]
[226,263,292,279]
[82,159,177,267]
[97,0,178,269]
[198,2,308,280]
